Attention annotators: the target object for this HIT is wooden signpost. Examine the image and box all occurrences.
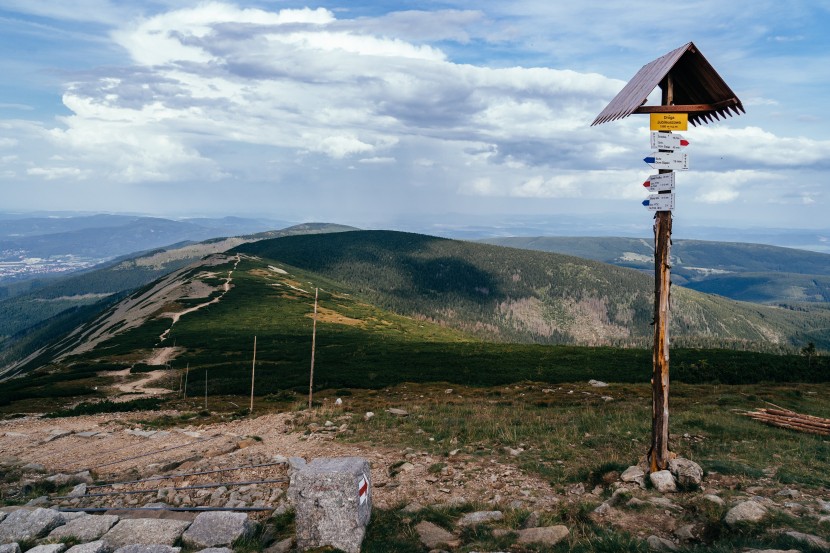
[592,42,744,471]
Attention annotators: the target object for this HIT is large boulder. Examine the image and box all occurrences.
[0,507,65,542]
[668,458,703,489]
[181,512,255,549]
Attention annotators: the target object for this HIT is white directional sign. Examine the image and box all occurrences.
[642,193,675,211]
[643,172,675,192]
[650,132,689,151]
[643,152,689,170]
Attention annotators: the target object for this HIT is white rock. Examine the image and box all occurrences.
[646,535,677,551]
[620,466,646,487]
[649,470,678,493]
[724,501,767,526]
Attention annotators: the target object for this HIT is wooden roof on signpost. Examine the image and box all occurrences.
[592,41,744,127]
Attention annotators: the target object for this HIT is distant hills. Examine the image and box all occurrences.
[0,214,290,284]
[480,236,830,304]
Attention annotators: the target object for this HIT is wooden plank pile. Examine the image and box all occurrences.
[744,407,830,436]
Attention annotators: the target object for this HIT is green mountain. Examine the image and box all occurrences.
[234,231,830,350]
[4,230,829,409]
[480,236,830,304]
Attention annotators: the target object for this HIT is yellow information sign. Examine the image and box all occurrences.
[650,113,688,131]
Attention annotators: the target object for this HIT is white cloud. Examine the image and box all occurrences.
[696,188,740,204]
[27,166,88,180]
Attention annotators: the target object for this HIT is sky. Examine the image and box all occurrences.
[1,0,829,236]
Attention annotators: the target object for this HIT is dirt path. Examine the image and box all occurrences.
[159,254,241,342]
[111,369,172,400]
[0,411,562,511]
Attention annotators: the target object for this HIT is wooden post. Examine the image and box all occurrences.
[204,369,208,411]
[183,363,189,399]
[650,76,674,472]
[250,335,257,414]
[308,288,319,410]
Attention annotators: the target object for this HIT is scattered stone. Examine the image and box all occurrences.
[65,541,108,553]
[22,463,46,472]
[648,497,682,512]
[784,531,830,551]
[193,549,233,553]
[626,497,649,509]
[24,545,66,553]
[25,495,49,507]
[646,535,677,551]
[620,466,646,488]
[386,408,409,417]
[0,545,20,553]
[45,429,71,442]
[504,447,523,456]
[820,515,830,525]
[593,502,613,515]
[236,438,258,449]
[601,396,614,402]
[364,412,375,421]
[0,507,65,542]
[820,500,830,513]
[291,457,371,553]
[649,470,678,493]
[415,521,458,549]
[50,514,119,542]
[458,511,503,526]
[668,458,703,489]
[102,518,192,548]
[588,380,608,387]
[702,494,725,506]
[68,483,88,497]
[776,488,800,498]
[181,511,255,549]
[335,398,343,405]
[516,526,569,546]
[112,546,181,553]
[724,501,767,526]
[397,462,415,473]
[673,524,696,541]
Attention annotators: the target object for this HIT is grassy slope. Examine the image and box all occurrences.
[9,246,825,408]
[0,223,356,371]
[234,231,830,350]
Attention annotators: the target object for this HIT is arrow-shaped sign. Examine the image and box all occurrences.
[644,151,689,170]
[642,193,675,211]
[643,172,675,192]
[650,132,689,151]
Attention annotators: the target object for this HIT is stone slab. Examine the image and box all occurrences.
[0,507,65,542]
[103,518,191,548]
[50,514,119,542]
[65,542,108,553]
